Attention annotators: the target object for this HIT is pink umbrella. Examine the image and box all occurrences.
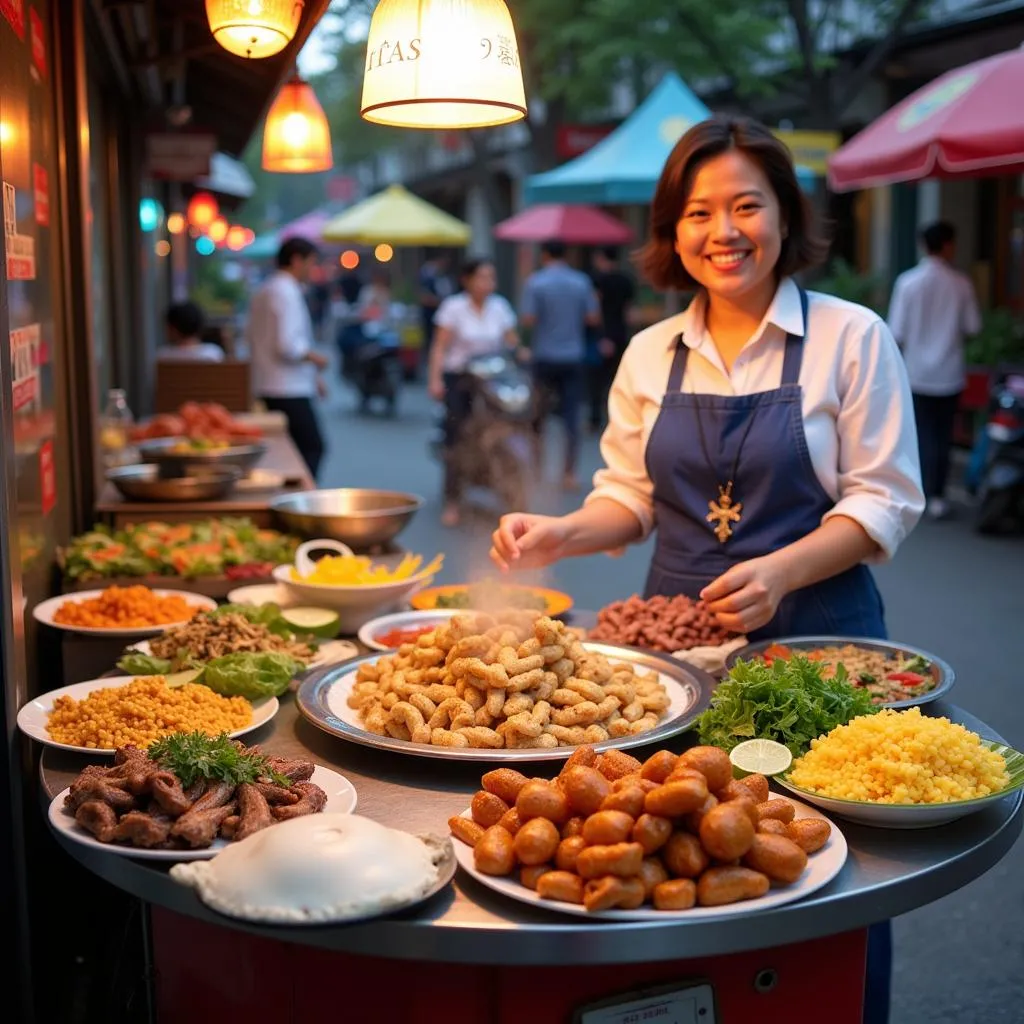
[493,203,634,245]
[279,207,333,241]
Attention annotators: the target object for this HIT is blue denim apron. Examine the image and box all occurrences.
[642,288,890,1022]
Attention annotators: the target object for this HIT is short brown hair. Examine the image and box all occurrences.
[637,115,829,291]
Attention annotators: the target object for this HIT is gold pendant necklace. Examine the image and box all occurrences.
[706,480,743,543]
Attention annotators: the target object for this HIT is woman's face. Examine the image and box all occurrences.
[674,149,784,306]
[465,262,496,299]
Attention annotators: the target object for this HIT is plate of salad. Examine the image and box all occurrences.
[116,602,358,699]
[726,636,954,710]
[60,519,300,582]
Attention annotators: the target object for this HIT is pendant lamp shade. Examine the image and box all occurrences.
[360,0,527,129]
[262,75,334,173]
[206,0,303,59]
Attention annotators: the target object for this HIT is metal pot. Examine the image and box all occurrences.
[270,488,423,549]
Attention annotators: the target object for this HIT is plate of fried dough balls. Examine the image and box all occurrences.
[449,743,847,919]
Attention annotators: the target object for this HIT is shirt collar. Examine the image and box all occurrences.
[668,276,804,350]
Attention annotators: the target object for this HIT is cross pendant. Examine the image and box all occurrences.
[706,484,743,543]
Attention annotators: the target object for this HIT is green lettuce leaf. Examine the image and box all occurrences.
[201,652,305,699]
[117,653,173,676]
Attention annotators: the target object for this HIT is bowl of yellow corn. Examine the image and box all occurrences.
[272,540,444,633]
[773,708,1024,828]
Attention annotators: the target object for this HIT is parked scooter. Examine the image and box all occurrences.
[974,372,1024,533]
[432,353,537,510]
[342,333,403,416]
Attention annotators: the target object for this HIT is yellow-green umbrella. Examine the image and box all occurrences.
[320,184,471,246]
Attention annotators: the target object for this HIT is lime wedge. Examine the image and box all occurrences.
[279,607,341,639]
[164,668,204,689]
[729,739,793,777]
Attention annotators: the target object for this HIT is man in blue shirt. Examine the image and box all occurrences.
[521,240,600,489]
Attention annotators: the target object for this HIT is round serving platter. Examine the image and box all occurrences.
[295,642,718,763]
[727,635,955,710]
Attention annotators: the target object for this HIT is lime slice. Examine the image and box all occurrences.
[279,607,341,639]
[164,668,204,689]
[729,739,793,777]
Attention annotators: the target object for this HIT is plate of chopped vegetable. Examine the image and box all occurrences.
[409,581,573,616]
[727,636,954,709]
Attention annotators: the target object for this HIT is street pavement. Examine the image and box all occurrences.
[318,376,1024,1024]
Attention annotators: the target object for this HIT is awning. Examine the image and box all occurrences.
[493,204,634,245]
[193,153,256,200]
[321,185,471,246]
[828,44,1024,191]
[525,72,815,205]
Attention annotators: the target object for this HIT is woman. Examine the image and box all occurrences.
[429,258,519,528]
[491,116,924,1023]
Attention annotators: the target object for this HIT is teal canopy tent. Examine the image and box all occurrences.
[524,72,815,205]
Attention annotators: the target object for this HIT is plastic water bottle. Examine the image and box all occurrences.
[100,388,134,469]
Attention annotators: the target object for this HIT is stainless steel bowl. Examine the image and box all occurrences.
[270,488,424,549]
[136,436,267,476]
[107,464,242,502]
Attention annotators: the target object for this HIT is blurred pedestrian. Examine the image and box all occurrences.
[888,221,982,519]
[428,258,519,527]
[418,251,455,371]
[357,269,400,346]
[157,302,225,363]
[246,236,329,480]
[332,268,366,377]
[520,240,600,490]
[588,246,636,432]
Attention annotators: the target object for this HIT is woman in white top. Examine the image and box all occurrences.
[428,258,519,527]
[491,115,923,1023]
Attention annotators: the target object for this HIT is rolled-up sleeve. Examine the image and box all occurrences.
[585,346,656,537]
[822,318,925,559]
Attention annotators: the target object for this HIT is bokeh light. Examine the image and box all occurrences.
[374,243,394,263]
[340,250,360,270]
[167,212,186,235]
[139,198,162,232]
[155,240,171,257]
[195,236,216,256]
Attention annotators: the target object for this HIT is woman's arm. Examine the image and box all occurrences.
[428,326,454,394]
[503,327,520,349]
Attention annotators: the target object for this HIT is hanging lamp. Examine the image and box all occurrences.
[262,73,333,172]
[186,192,219,231]
[206,0,303,59]
[360,0,527,129]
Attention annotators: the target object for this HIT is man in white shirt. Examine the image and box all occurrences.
[888,221,982,519]
[156,302,225,363]
[246,237,330,479]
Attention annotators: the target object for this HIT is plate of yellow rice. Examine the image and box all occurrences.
[774,707,1024,828]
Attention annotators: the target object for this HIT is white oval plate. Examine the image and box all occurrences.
[297,643,717,763]
[33,589,217,638]
[225,583,297,608]
[17,676,280,755]
[48,765,357,862]
[452,796,847,920]
[357,609,460,651]
[126,637,360,672]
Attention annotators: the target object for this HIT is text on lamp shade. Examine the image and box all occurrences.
[365,34,520,72]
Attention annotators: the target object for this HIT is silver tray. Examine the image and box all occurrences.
[726,635,955,710]
[106,463,241,502]
[295,641,718,763]
[137,436,267,476]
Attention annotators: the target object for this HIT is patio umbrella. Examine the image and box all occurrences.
[320,184,471,246]
[828,44,1024,191]
[493,203,634,245]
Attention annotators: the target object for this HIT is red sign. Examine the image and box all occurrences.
[0,0,25,39]
[39,440,55,516]
[29,7,45,77]
[556,123,616,160]
[33,163,48,226]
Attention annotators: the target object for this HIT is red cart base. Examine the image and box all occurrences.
[151,908,867,1023]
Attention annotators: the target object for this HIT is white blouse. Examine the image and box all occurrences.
[586,277,925,560]
[435,293,516,373]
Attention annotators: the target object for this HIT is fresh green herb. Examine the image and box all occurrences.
[902,655,931,675]
[148,731,290,788]
[859,672,876,684]
[697,654,879,757]
[201,651,306,699]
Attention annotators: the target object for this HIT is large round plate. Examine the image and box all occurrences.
[358,608,461,651]
[775,741,1024,829]
[126,637,360,672]
[33,589,217,638]
[17,676,280,755]
[48,765,357,862]
[295,642,717,763]
[452,796,847,920]
[726,635,955,710]
[410,584,573,617]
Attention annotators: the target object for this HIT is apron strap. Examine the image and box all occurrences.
[666,333,690,393]
[780,286,809,386]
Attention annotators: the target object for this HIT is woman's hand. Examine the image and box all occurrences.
[428,377,445,402]
[700,555,790,634]
[490,514,573,572]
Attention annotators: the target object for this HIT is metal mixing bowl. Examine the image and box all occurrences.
[137,436,267,477]
[270,489,424,549]
[107,464,242,502]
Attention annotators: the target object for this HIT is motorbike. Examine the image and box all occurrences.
[341,328,403,416]
[431,353,537,511]
[974,371,1024,534]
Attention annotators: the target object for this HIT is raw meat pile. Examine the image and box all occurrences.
[587,594,735,653]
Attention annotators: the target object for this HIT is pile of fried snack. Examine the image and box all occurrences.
[449,744,832,912]
[348,612,671,750]
[65,745,326,850]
